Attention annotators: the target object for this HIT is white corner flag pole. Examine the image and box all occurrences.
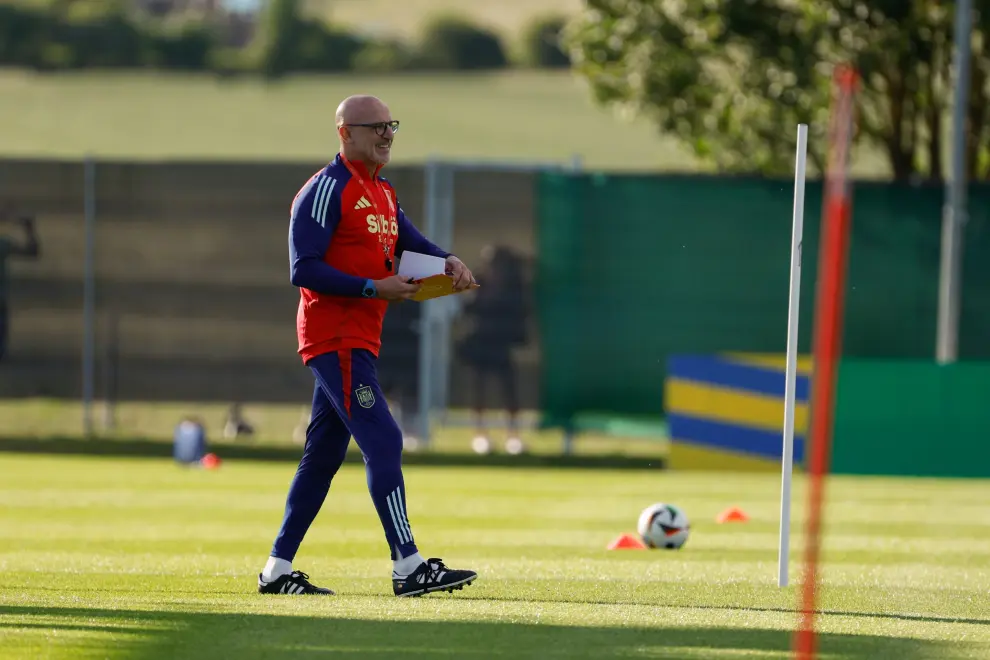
[778,123,808,588]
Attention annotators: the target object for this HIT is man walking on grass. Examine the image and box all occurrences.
[257,95,478,598]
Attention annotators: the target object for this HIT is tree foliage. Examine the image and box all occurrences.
[565,0,990,181]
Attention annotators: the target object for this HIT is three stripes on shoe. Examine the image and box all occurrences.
[279,580,309,595]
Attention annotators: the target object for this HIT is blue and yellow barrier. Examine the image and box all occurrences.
[664,353,812,471]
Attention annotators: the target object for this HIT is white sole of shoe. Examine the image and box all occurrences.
[395,574,477,598]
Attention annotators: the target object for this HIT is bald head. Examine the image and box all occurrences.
[336,95,396,171]
[336,95,387,127]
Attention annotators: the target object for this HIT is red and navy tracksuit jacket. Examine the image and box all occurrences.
[288,153,450,363]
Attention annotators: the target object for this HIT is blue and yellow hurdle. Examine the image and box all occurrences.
[664,353,812,472]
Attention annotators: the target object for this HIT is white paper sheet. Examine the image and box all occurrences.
[397,251,447,280]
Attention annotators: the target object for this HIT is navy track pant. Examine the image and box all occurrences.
[270,348,417,562]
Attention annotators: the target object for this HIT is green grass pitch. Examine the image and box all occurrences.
[1,454,988,659]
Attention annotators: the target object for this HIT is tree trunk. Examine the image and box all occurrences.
[886,70,915,180]
[928,54,944,181]
[966,61,985,180]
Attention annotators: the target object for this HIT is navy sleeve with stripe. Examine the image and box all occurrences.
[289,172,367,297]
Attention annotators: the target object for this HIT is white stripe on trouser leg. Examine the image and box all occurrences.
[387,489,411,544]
[311,176,328,220]
[386,490,410,544]
[395,487,414,544]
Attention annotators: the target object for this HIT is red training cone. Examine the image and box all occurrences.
[607,533,647,550]
[716,506,750,523]
[200,452,222,470]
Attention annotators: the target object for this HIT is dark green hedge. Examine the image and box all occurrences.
[415,14,508,70]
[0,3,569,75]
[518,14,570,68]
[0,4,215,70]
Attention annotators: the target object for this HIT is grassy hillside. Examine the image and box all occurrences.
[0,69,699,171]
[0,69,890,175]
[325,0,583,40]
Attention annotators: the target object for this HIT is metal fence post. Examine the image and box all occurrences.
[418,157,575,452]
[102,310,118,431]
[417,161,457,449]
[434,163,455,427]
[561,155,582,455]
[418,159,440,446]
[937,0,973,364]
[82,156,96,437]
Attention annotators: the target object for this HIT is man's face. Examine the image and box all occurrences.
[343,103,397,166]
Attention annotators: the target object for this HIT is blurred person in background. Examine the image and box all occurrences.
[223,402,255,440]
[456,244,529,455]
[0,205,40,364]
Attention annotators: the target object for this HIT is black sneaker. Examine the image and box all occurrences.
[257,570,335,596]
[393,558,477,597]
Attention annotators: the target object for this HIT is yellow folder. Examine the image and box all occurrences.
[410,274,480,302]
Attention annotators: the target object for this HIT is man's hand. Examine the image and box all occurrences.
[445,255,475,291]
[373,275,422,301]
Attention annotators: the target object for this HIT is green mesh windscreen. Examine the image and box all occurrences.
[535,173,990,427]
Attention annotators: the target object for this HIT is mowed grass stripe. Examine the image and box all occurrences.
[3,497,988,535]
[4,525,989,566]
[1,553,986,594]
[1,588,987,659]
[3,459,987,503]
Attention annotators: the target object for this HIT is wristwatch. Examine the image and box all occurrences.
[362,279,377,299]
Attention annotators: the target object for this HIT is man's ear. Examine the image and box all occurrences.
[337,125,350,143]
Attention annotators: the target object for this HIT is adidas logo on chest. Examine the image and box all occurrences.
[354,196,397,236]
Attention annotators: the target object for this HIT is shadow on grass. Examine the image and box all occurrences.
[0,605,978,660]
[695,604,990,628]
[0,435,665,470]
[436,593,990,628]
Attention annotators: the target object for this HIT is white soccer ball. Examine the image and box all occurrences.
[637,502,690,549]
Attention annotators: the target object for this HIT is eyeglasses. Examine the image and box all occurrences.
[344,121,400,137]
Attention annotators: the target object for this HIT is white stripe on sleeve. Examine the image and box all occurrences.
[318,178,337,227]
[311,176,329,220]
